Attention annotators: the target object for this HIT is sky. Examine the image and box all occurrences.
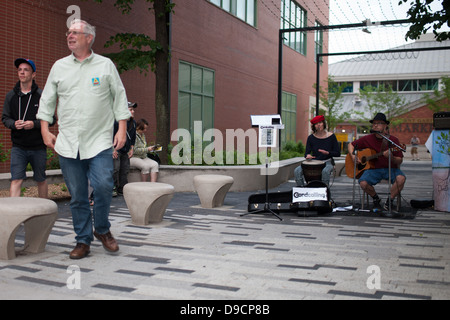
[327,0,449,63]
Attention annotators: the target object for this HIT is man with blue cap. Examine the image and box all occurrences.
[2,58,55,198]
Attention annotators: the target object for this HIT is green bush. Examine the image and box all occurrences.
[167,140,305,165]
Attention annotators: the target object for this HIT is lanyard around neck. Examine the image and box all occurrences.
[19,94,33,122]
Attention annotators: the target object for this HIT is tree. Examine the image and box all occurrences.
[315,76,349,131]
[399,0,450,41]
[358,84,407,126]
[91,0,175,164]
[425,76,450,112]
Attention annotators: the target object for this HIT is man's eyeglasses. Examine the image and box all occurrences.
[66,31,88,37]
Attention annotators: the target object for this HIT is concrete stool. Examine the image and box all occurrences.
[123,182,175,225]
[0,197,58,260]
[193,175,234,208]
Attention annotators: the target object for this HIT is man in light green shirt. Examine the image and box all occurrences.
[37,19,130,260]
[37,52,131,159]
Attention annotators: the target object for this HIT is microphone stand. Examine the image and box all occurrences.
[352,143,358,211]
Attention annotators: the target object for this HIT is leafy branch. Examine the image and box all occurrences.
[103,33,162,74]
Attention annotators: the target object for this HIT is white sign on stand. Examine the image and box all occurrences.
[250,115,284,148]
[259,126,276,148]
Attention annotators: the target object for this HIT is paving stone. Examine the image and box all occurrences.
[0,160,448,301]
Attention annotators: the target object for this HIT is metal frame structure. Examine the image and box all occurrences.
[277,19,411,116]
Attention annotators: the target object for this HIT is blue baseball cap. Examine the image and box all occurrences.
[14,58,36,72]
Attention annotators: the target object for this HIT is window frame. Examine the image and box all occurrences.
[178,61,216,137]
[209,0,257,27]
[280,0,307,55]
[281,91,297,146]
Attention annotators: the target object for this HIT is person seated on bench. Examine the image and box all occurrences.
[130,119,159,182]
[294,115,340,187]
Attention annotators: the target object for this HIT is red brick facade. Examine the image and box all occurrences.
[391,105,435,144]
[0,0,329,173]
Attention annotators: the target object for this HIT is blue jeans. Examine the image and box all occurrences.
[59,149,114,245]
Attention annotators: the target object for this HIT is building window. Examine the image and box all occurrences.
[360,81,379,91]
[209,0,257,27]
[379,80,398,91]
[281,91,297,146]
[281,0,307,55]
[335,82,354,93]
[178,61,215,136]
[399,80,417,92]
[360,79,438,92]
[418,79,439,91]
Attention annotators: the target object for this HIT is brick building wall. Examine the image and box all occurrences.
[391,105,435,144]
[0,0,329,173]
[0,0,155,173]
[171,0,329,149]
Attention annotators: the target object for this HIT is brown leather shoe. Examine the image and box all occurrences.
[94,231,119,253]
[70,243,90,260]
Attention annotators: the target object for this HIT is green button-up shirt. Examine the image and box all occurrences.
[37,52,131,160]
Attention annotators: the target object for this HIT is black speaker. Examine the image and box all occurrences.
[410,199,434,209]
[433,112,450,129]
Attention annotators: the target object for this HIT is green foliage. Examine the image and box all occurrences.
[88,0,175,74]
[279,140,305,160]
[103,33,161,74]
[399,0,450,41]
[358,83,407,126]
[0,134,9,163]
[315,76,349,131]
[435,131,450,156]
[90,0,175,15]
[167,140,305,166]
[425,76,450,113]
[46,149,60,170]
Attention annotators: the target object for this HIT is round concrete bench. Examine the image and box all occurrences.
[123,182,175,225]
[193,175,234,208]
[0,197,58,260]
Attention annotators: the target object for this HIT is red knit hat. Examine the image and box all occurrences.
[311,115,325,125]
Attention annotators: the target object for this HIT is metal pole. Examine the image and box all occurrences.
[277,30,284,148]
[316,52,320,116]
[277,30,283,116]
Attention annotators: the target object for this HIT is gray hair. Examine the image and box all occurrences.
[70,19,96,46]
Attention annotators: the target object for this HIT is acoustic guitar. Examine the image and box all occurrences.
[345,145,406,179]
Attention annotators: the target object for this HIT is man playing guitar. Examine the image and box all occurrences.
[347,113,406,212]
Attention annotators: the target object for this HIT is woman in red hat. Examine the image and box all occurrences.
[294,115,340,187]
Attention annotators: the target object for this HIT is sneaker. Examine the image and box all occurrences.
[372,198,382,213]
[383,198,395,212]
[112,187,118,197]
[382,198,402,218]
